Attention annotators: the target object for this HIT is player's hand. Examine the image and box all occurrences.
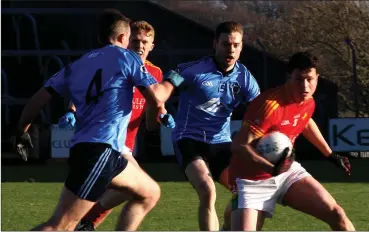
[58,112,76,128]
[273,148,295,176]
[14,131,33,161]
[158,114,176,128]
[328,153,351,175]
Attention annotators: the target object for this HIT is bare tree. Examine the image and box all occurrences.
[256,1,369,117]
[152,0,369,116]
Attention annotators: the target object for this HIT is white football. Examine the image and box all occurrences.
[256,131,292,164]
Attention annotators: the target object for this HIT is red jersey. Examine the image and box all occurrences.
[229,84,315,181]
[125,60,163,150]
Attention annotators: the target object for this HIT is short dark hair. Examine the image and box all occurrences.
[98,8,131,45]
[288,51,319,73]
[215,21,244,40]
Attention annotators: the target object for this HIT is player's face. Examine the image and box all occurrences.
[290,68,319,102]
[128,30,154,62]
[213,32,243,71]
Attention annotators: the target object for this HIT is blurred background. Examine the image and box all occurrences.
[1,1,369,230]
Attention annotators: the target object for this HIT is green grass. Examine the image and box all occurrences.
[2,162,369,231]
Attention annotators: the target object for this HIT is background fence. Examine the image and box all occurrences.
[3,1,365,162]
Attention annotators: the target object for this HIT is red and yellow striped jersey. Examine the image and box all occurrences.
[229,84,315,181]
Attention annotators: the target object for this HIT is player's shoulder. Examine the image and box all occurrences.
[176,56,213,74]
[100,45,142,64]
[234,61,252,74]
[145,60,162,73]
[258,85,284,102]
[249,85,284,113]
[233,61,258,84]
[145,60,163,81]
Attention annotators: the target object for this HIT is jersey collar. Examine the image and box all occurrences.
[212,56,238,76]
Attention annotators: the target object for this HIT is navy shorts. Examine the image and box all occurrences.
[65,142,128,202]
[173,138,232,181]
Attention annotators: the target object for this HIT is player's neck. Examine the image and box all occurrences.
[284,82,305,105]
[213,57,235,76]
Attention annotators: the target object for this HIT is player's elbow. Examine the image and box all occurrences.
[231,142,246,155]
[231,141,254,160]
[152,82,174,103]
[143,84,168,108]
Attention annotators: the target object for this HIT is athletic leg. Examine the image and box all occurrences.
[174,138,220,231]
[78,150,147,229]
[185,159,219,231]
[109,160,161,231]
[231,208,265,231]
[32,143,125,231]
[282,176,355,231]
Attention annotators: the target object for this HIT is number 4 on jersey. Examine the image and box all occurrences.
[85,68,103,104]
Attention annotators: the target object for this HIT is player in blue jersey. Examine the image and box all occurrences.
[14,9,182,231]
[172,21,260,231]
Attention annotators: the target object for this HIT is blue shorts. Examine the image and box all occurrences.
[65,142,127,201]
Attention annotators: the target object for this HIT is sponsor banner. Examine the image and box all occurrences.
[51,125,139,158]
[52,120,246,158]
[329,118,369,152]
[160,120,242,156]
[50,125,75,158]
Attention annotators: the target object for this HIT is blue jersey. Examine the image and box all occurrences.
[172,57,260,144]
[44,45,157,152]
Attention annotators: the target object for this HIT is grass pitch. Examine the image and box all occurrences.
[2,161,369,230]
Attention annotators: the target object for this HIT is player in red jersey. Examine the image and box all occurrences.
[229,51,354,231]
[125,58,163,154]
[60,20,166,231]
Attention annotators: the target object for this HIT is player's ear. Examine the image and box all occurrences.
[150,43,155,52]
[213,39,217,49]
[117,33,126,44]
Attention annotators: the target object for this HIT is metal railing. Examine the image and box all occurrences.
[12,13,42,71]
[1,69,47,125]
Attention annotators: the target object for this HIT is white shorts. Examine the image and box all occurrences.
[234,161,311,217]
[121,145,133,156]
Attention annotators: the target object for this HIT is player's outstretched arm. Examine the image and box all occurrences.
[303,118,351,175]
[14,87,53,161]
[302,118,332,156]
[142,81,175,108]
[231,122,275,174]
[141,70,184,107]
[17,87,53,133]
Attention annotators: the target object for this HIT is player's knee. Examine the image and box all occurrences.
[197,180,217,204]
[326,204,347,225]
[149,181,161,205]
[141,181,161,210]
